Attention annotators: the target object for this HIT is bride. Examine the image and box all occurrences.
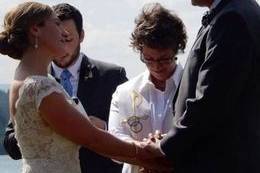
[0,2,169,173]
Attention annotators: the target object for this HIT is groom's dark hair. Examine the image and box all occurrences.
[53,3,83,35]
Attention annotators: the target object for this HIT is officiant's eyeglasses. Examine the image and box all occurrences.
[140,53,177,65]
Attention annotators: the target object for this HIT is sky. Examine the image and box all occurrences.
[0,0,259,84]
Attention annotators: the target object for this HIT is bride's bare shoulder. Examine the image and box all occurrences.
[9,80,24,117]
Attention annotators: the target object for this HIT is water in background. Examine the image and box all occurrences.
[0,155,21,173]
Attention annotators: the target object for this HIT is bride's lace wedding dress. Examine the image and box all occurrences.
[14,76,81,173]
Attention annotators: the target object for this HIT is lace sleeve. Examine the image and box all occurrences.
[33,77,64,110]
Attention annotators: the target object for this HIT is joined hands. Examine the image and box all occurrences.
[134,130,173,173]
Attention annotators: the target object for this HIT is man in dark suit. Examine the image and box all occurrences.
[141,0,260,172]
[3,3,126,173]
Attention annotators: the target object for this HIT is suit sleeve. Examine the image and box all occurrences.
[117,67,128,85]
[161,12,254,163]
[3,120,22,160]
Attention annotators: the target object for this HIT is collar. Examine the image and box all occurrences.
[202,0,229,26]
[142,63,183,91]
[210,0,222,10]
[52,53,83,79]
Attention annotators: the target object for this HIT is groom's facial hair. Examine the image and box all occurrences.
[53,45,80,68]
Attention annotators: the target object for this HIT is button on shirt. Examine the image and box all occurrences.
[52,53,83,97]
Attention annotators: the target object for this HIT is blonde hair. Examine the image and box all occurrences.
[0,1,53,59]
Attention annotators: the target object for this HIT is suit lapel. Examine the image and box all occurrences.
[49,65,55,77]
[49,65,60,83]
[77,55,96,111]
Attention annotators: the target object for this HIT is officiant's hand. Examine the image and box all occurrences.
[88,116,107,130]
[143,130,165,143]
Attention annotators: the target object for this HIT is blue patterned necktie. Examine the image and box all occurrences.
[60,69,73,97]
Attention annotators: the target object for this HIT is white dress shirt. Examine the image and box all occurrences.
[52,53,83,97]
[108,64,183,173]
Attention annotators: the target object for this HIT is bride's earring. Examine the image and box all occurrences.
[34,36,38,49]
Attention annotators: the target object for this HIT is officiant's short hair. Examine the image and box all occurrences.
[131,3,187,54]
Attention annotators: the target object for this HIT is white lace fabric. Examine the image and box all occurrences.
[14,76,81,173]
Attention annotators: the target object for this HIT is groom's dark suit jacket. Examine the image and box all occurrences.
[161,0,260,173]
[3,55,127,173]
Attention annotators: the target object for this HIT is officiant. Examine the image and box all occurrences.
[108,3,187,173]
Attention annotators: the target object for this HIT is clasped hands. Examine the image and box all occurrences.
[88,117,173,172]
[135,130,173,173]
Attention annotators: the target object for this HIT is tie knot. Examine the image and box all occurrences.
[201,0,230,27]
[61,69,72,80]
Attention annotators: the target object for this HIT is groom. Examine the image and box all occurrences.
[143,0,260,172]
[3,3,126,173]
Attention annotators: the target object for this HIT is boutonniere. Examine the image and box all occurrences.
[84,64,93,81]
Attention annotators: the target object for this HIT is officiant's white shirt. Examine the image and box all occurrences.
[108,64,183,173]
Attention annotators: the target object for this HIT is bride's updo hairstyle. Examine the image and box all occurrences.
[0,2,53,60]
